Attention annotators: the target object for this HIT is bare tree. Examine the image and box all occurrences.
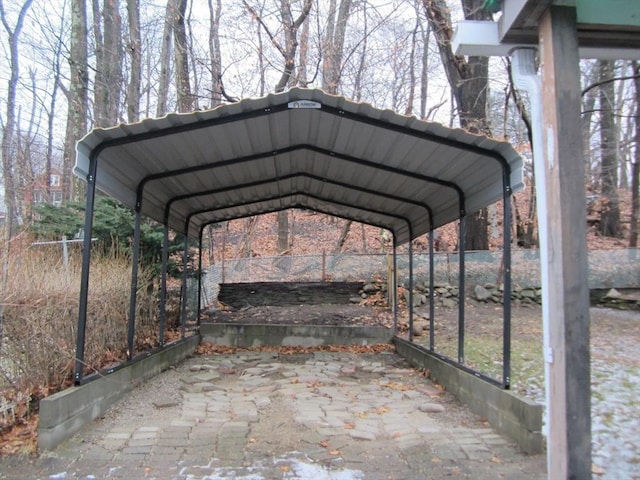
[322,0,352,94]
[244,0,313,252]
[93,0,123,127]
[173,0,193,112]
[423,0,492,250]
[0,0,34,238]
[631,61,640,247]
[157,0,174,116]
[207,0,223,107]
[0,0,34,345]
[126,0,142,122]
[598,60,622,238]
[61,0,89,202]
[243,0,313,93]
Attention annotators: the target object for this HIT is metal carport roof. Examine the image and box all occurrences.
[74,87,524,245]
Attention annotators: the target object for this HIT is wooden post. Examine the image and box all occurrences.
[538,6,592,479]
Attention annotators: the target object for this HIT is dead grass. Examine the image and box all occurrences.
[0,246,159,438]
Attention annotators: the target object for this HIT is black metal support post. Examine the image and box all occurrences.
[126,203,143,361]
[502,173,513,389]
[408,232,414,342]
[458,213,466,364]
[159,223,169,346]
[429,221,435,352]
[197,226,204,327]
[179,231,189,339]
[392,239,398,333]
[74,155,98,385]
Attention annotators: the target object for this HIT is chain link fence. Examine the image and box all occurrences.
[200,249,639,306]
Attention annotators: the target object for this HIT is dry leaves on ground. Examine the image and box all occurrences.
[195,342,395,356]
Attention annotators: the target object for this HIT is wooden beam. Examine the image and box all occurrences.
[500,0,553,40]
[538,6,592,479]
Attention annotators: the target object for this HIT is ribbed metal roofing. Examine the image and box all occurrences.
[74,88,523,245]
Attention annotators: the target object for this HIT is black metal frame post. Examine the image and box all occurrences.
[197,226,205,326]
[502,172,513,389]
[458,212,466,364]
[179,226,189,339]
[408,228,414,342]
[74,155,98,385]
[392,240,398,333]
[126,202,143,361]
[159,223,169,346]
[429,221,435,352]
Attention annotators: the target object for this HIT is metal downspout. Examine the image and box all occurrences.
[74,155,98,385]
[510,46,551,431]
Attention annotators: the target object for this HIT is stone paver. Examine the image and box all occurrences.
[0,352,546,479]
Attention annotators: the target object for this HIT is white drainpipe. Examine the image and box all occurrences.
[509,47,552,442]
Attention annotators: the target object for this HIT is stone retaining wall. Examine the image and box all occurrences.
[218,281,364,308]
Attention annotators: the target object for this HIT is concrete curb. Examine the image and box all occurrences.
[38,335,199,451]
[200,323,394,347]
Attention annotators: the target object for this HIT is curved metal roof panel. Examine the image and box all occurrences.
[74,87,523,245]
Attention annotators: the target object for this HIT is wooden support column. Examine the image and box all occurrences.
[538,6,592,479]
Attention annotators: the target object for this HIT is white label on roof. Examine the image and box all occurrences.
[288,101,321,109]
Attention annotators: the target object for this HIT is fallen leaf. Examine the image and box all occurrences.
[319,440,329,448]
[329,450,341,455]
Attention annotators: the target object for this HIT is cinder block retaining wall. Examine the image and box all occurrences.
[38,336,199,451]
[393,337,544,454]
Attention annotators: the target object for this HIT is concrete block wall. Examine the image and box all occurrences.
[38,336,199,451]
[200,324,393,347]
[393,337,544,455]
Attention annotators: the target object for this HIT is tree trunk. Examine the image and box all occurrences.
[173,0,193,113]
[157,0,174,116]
[0,0,34,345]
[630,61,640,248]
[581,61,599,190]
[126,0,142,122]
[322,0,352,94]
[244,0,312,250]
[62,0,89,202]
[0,0,34,237]
[423,0,492,250]
[207,0,223,106]
[333,219,352,254]
[93,0,123,127]
[277,211,289,253]
[598,60,621,238]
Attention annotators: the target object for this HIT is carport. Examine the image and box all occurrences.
[72,87,524,388]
